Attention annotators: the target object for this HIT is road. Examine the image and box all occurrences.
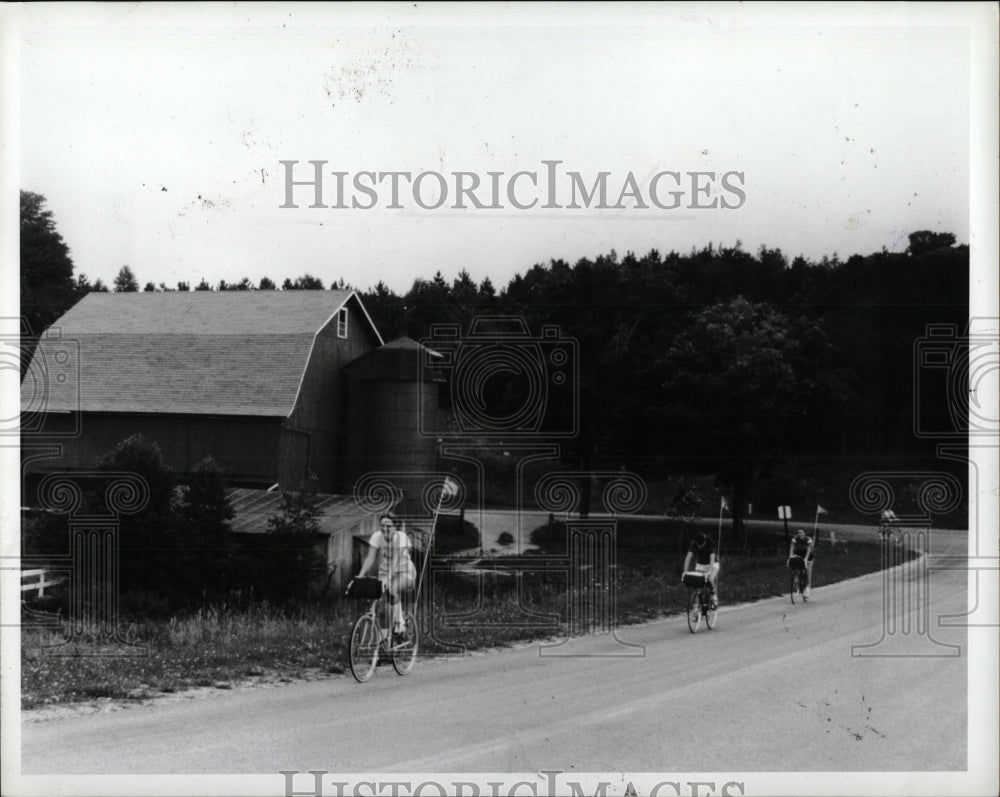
[20,528,974,776]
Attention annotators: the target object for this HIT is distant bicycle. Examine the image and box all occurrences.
[345,577,418,683]
[663,487,704,524]
[878,521,901,544]
[878,510,901,544]
[788,555,808,603]
[683,570,718,632]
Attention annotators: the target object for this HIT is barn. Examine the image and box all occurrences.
[21,290,384,494]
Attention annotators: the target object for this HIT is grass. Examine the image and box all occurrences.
[21,602,355,709]
[21,529,916,709]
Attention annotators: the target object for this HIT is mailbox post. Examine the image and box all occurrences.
[778,505,792,547]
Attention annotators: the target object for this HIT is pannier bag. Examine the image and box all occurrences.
[682,572,706,589]
[346,577,384,599]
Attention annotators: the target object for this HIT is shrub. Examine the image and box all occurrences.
[432,514,480,554]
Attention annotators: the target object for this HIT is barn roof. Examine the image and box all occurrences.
[22,290,383,417]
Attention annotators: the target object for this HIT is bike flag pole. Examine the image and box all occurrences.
[414,476,458,608]
[718,496,727,558]
[814,504,828,538]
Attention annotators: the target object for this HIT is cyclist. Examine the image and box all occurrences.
[683,529,720,607]
[787,528,815,598]
[357,514,417,636]
[879,508,899,540]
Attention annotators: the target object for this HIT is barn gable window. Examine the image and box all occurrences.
[337,307,349,339]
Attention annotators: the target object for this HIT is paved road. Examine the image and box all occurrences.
[21,528,974,776]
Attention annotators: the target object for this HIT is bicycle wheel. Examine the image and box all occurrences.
[687,589,703,633]
[790,570,799,604]
[349,614,379,683]
[391,610,419,676]
[704,589,718,629]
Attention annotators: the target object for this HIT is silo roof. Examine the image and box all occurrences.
[344,336,445,381]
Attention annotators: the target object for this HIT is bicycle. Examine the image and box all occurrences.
[683,571,718,632]
[663,487,703,524]
[345,577,418,683]
[788,556,808,603]
[878,522,901,544]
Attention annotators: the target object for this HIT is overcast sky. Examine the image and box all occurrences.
[6,3,992,295]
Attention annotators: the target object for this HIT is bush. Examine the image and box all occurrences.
[432,514,480,554]
[236,486,326,603]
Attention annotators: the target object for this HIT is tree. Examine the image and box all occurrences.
[907,230,956,258]
[20,191,77,374]
[93,434,177,595]
[176,281,190,292]
[283,274,325,290]
[195,278,212,291]
[258,277,277,290]
[143,282,157,292]
[177,456,236,594]
[658,298,828,547]
[113,266,139,292]
[361,280,404,340]
[72,272,108,299]
[261,487,324,601]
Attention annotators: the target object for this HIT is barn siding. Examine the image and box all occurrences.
[283,297,381,492]
[22,413,282,484]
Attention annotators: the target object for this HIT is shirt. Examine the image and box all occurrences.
[369,528,416,580]
[688,536,716,565]
[791,536,814,560]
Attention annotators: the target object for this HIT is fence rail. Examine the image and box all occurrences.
[21,568,66,598]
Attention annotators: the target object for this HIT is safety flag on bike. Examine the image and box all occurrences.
[813,504,827,538]
[442,475,459,498]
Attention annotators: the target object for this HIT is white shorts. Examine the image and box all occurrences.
[380,571,415,598]
[694,562,719,584]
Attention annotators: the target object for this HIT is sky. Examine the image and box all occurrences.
[5,2,989,295]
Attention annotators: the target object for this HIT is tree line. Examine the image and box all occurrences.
[22,190,969,543]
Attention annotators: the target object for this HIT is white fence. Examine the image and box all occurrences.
[21,569,66,599]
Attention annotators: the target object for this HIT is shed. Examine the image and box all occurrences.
[227,487,383,592]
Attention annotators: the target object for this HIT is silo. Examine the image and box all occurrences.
[342,337,445,494]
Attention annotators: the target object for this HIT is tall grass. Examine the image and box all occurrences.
[22,534,912,708]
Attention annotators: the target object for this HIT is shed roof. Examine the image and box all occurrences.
[22,291,383,417]
[227,488,374,535]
